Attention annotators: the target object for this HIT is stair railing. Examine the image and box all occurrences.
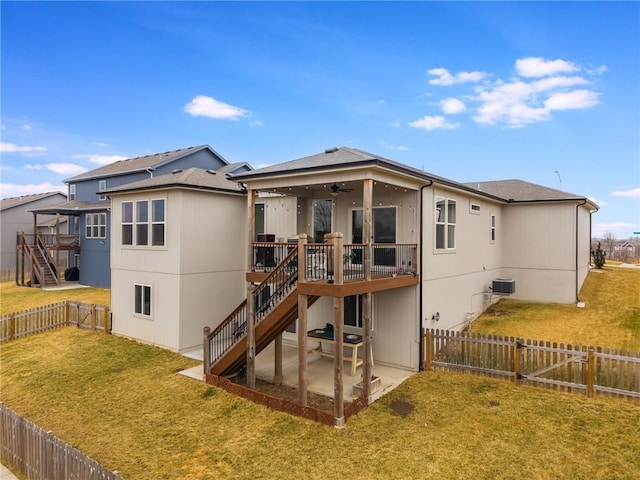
[205,246,299,372]
[36,233,59,285]
[18,232,45,286]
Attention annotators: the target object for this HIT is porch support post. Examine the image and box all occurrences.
[298,294,308,405]
[246,284,256,389]
[297,234,307,283]
[362,291,372,402]
[247,189,255,270]
[333,295,344,428]
[274,333,283,385]
[363,179,373,281]
[55,213,61,279]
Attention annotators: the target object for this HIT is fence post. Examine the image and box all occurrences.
[91,304,96,330]
[513,338,522,384]
[424,329,432,371]
[203,326,211,378]
[65,300,70,326]
[586,347,595,397]
[104,306,110,334]
[8,313,16,341]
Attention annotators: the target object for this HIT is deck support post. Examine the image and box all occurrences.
[362,179,374,400]
[298,294,308,405]
[246,284,256,389]
[331,232,345,427]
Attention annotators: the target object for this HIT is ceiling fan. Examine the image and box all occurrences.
[329,183,353,196]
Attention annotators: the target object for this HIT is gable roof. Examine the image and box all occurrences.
[232,146,597,207]
[464,180,595,205]
[64,145,229,183]
[0,192,67,211]
[103,167,246,196]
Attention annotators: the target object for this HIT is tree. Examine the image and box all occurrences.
[592,242,606,269]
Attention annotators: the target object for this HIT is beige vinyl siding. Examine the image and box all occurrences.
[110,188,247,352]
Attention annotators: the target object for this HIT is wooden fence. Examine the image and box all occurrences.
[424,329,640,400]
[0,402,123,480]
[0,301,110,342]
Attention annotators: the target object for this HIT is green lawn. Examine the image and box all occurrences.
[2,269,639,479]
[0,281,110,315]
[470,266,640,352]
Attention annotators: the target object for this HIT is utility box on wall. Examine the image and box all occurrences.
[492,278,516,295]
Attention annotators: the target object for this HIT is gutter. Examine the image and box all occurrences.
[575,199,588,303]
[418,179,434,371]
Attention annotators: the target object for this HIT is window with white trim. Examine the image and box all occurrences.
[490,214,496,243]
[85,213,106,239]
[122,199,166,247]
[69,184,76,201]
[98,179,107,201]
[136,201,149,246]
[151,199,165,246]
[435,196,456,250]
[134,284,152,317]
[122,202,133,245]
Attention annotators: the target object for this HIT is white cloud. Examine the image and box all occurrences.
[92,141,109,147]
[428,68,487,86]
[0,182,66,199]
[516,57,578,77]
[441,98,467,114]
[25,163,88,176]
[390,119,401,128]
[249,120,264,127]
[532,76,589,92]
[0,142,47,154]
[612,188,640,198]
[184,95,248,120]
[380,140,409,151]
[73,154,128,166]
[22,123,32,131]
[377,99,387,104]
[408,116,459,130]
[592,222,636,237]
[544,89,600,110]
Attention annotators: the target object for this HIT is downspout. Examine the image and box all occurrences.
[418,179,434,371]
[575,199,588,303]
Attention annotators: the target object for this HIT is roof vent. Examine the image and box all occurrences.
[324,147,339,154]
[206,169,217,175]
[171,169,183,174]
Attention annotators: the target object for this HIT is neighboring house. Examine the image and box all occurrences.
[611,241,637,261]
[0,192,67,275]
[27,145,250,288]
[105,145,597,426]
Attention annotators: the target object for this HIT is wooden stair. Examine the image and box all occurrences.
[210,289,318,376]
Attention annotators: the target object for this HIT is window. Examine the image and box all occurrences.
[151,199,165,246]
[490,214,496,243]
[122,198,166,247]
[435,197,456,250]
[136,201,149,246]
[134,284,151,317]
[85,213,106,239]
[313,199,332,243]
[98,179,107,201]
[69,184,76,201]
[122,202,133,245]
[344,295,363,328]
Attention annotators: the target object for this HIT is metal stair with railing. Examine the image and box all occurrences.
[205,246,318,377]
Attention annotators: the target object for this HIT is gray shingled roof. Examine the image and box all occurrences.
[232,146,457,186]
[464,180,587,202]
[103,167,245,195]
[0,192,67,211]
[29,200,107,215]
[64,145,225,182]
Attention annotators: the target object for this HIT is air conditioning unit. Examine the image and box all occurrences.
[492,278,516,295]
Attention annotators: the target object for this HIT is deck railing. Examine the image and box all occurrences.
[205,247,299,373]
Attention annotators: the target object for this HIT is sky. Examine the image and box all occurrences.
[1,1,638,239]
